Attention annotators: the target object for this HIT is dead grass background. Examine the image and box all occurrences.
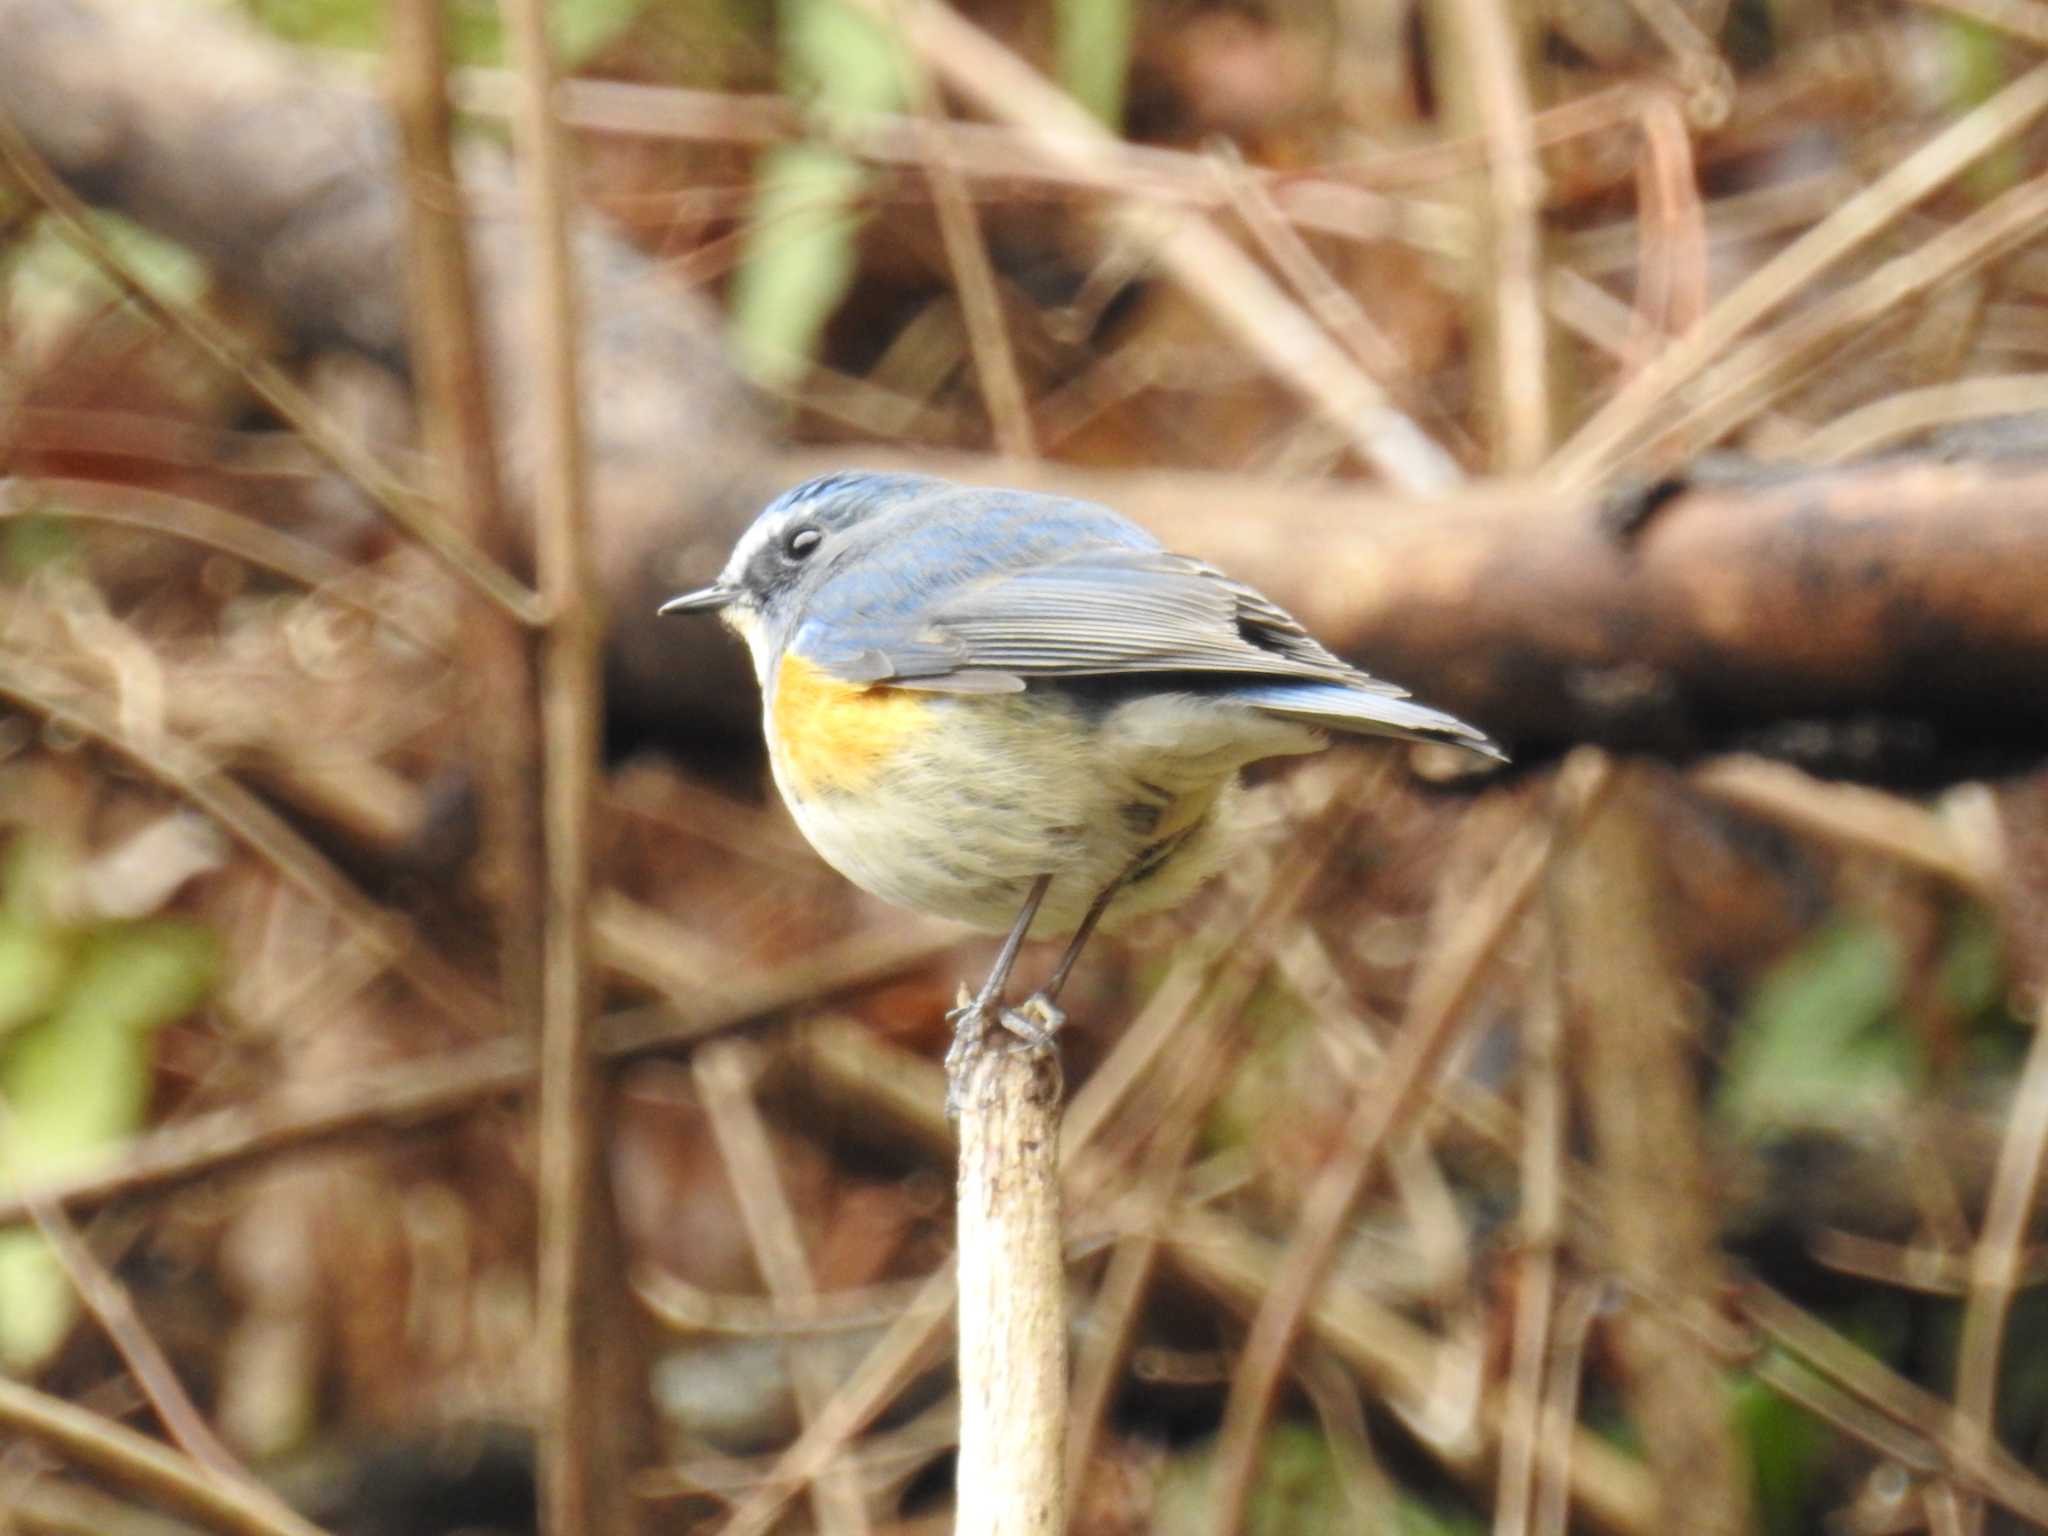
[4,1,2048,1533]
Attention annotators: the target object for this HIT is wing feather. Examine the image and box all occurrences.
[783,492,1499,755]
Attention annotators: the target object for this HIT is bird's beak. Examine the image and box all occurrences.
[658,582,739,616]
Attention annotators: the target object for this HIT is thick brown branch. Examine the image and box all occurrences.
[774,449,2048,774]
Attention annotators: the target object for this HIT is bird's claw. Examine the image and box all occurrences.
[944,984,991,1116]
[998,993,1066,1049]
[943,989,1067,1120]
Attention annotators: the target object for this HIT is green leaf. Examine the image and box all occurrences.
[1939,904,2004,1022]
[779,0,906,106]
[240,0,649,69]
[728,0,908,387]
[728,144,871,388]
[0,919,75,1042]
[1152,1425,1482,1536]
[550,0,653,65]
[1055,0,1133,127]
[1732,1366,1827,1536]
[1717,917,1911,1135]
[0,919,217,1369]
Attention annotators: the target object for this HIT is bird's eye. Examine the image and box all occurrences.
[784,526,823,560]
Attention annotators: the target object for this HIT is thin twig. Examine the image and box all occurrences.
[950,1024,1067,1536]
[1062,973,1249,1510]
[1741,1284,2048,1525]
[1954,987,2048,1535]
[1792,373,2048,463]
[894,34,1036,461]
[1552,760,1752,1535]
[845,0,1462,492]
[1163,1206,1658,1535]
[444,70,1469,256]
[0,1377,331,1536]
[1532,1281,1604,1536]
[1543,59,2048,490]
[1646,170,2048,464]
[1491,924,1564,1536]
[0,921,957,1228]
[0,651,492,1028]
[1437,0,1551,470]
[0,102,542,626]
[695,1041,872,1536]
[388,0,547,1020]
[1,479,424,640]
[0,1100,252,1491]
[1690,757,2000,898]
[1205,781,1607,1536]
[1624,90,1708,376]
[1207,147,1412,387]
[494,0,619,1529]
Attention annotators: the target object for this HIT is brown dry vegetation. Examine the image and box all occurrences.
[4,1,2048,1534]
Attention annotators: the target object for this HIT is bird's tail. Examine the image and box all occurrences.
[1230,680,1506,762]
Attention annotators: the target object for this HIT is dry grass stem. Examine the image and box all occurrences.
[898,53,1036,461]
[1435,0,1551,470]
[1552,762,1751,1535]
[0,651,490,1025]
[495,0,625,1525]
[1544,59,2048,490]
[2,481,406,626]
[1491,930,1565,1536]
[1690,757,2000,897]
[1742,1286,2048,1524]
[950,1034,1067,1536]
[843,0,1462,491]
[0,1378,332,1536]
[0,104,542,625]
[1954,987,2048,1533]
[1164,1207,1658,1534]
[1625,91,1708,373]
[696,1041,873,1536]
[720,1268,959,1536]
[1793,373,2048,463]
[1062,985,1242,1511]
[1651,171,2048,461]
[1205,791,1591,1536]
[389,0,546,1020]
[1208,150,1414,389]
[446,71,1468,256]
[14,1152,251,1487]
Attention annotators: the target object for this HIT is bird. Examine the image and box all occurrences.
[661,472,1502,1072]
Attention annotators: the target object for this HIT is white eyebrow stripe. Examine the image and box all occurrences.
[723,509,787,582]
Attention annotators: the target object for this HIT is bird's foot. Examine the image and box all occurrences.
[944,983,992,1095]
[944,988,1067,1120]
[998,993,1067,1049]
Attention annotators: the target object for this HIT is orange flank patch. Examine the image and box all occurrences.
[771,652,930,796]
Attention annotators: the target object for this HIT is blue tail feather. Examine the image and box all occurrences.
[1227,680,1505,762]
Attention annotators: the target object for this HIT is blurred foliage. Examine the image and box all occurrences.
[233,0,652,66]
[1154,1424,1482,1536]
[728,0,907,389]
[1055,0,1133,127]
[6,210,207,353]
[1717,917,1916,1136]
[1731,1368,1829,1536]
[0,835,218,1370]
[4,0,2048,1527]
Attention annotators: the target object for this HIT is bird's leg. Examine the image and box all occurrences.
[1040,871,1128,1007]
[1000,851,1147,1050]
[945,874,1054,1099]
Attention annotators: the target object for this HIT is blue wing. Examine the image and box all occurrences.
[788,483,1502,757]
